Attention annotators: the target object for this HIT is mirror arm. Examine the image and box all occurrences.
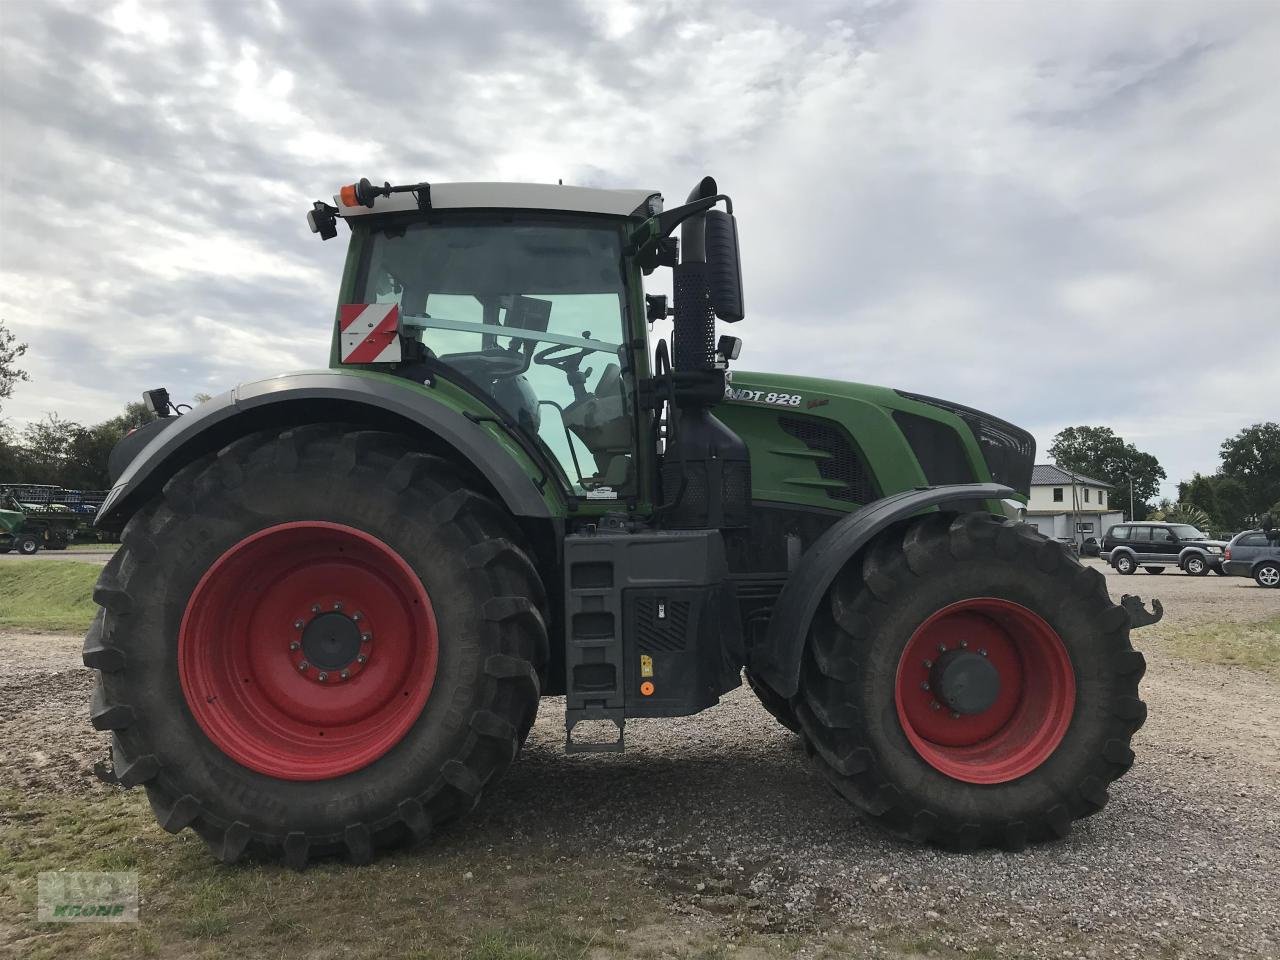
[628,194,733,267]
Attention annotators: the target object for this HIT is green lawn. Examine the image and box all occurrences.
[0,787,844,960]
[0,560,101,633]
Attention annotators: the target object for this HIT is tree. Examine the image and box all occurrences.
[1219,422,1280,519]
[1151,502,1213,529]
[1048,425,1166,520]
[0,318,29,410]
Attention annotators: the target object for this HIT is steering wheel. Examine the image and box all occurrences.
[535,342,596,403]
[440,347,527,383]
[534,341,594,370]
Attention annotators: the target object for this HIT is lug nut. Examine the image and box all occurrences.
[951,711,961,719]
[298,661,309,671]
[361,632,371,643]
[920,681,930,691]
[930,701,942,711]
[937,644,947,653]
[333,602,343,611]
[356,654,367,664]
[317,672,328,682]
[289,641,300,651]
[311,604,321,614]
[352,612,363,622]
[340,670,350,680]
[293,619,305,630]
[960,640,969,649]
[923,659,933,669]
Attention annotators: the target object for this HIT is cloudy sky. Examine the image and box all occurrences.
[1,0,1276,498]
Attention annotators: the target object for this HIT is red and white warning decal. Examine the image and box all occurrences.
[339,303,402,364]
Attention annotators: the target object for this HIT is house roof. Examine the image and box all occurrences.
[1031,464,1113,489]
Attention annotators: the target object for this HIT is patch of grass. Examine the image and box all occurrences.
[1169,615,1280,676]
[67,542,120,553]
[0,559,100,632]
[0,787,789,960]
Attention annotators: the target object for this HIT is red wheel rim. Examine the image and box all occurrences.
[179,522,437,780]
[894,598,1075,784]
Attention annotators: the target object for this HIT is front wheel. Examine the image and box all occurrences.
[1183,556,1208,576]
[1256,563,1280,588]
[18,535,40,555]
[1114,554,1136,575]
[84,426,547,867]
[794,513,1145,849]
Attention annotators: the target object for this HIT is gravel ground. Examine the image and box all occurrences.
[2,560,1277,958]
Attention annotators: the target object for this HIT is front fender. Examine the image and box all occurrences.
[751,482,1014,697]
[97,371,557,527]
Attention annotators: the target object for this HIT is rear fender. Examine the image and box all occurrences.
[750,482,1014,697]
[97,371,557,527]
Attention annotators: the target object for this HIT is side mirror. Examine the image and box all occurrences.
[704,209,744,322]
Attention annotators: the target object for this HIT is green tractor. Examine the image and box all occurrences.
[85,177,1156,867]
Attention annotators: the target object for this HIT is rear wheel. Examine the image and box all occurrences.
[1256,563,1280,588]
[795,513,1145,849]
[1143,566,1165,575]
[1113,554,1135,575]
[1183,555,1208,576]
[84,425,547,867]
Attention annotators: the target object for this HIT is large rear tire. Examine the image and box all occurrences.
[795,513,1146,849]
[84,425,547,867]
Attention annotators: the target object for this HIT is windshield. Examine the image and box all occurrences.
[1169,524,1207,540]
[357,220,635,499]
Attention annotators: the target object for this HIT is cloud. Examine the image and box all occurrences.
[1,0,1276,498]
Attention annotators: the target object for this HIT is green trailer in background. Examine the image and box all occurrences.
[0,484,104,554]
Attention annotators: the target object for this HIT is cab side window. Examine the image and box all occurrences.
[1130,526,1151,543]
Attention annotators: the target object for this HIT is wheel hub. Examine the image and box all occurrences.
[179,521,437,781]
[894,598,1076,784]
[301,612,363,671]
[930,649,1000,715]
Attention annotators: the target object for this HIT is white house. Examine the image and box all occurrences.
[1024,464,1124,545]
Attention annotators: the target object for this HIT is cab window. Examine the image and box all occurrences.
[358,220,636,500]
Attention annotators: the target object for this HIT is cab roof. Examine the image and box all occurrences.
[335,182,662,220]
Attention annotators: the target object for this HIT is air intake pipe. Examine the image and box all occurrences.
[658,176,750,530]
[673,176,719,374]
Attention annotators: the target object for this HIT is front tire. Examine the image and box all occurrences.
[1256,563,1280,588]
[795,513,1145,849]
[84,425,547,867]
[1183,555,1208,576]
[18,535,40,555]
[1113,554,1135,575]
[746,670,799,733]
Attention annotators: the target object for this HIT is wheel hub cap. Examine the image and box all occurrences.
[930,649,1001,715]
[301,612,363,671]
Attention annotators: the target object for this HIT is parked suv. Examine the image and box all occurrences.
[1222,529,1280,588]
[1100,522,1226,576]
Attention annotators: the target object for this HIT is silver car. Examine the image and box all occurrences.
[1222,530,1280,588]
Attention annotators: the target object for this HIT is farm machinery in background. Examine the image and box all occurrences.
[0,484,109,554]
